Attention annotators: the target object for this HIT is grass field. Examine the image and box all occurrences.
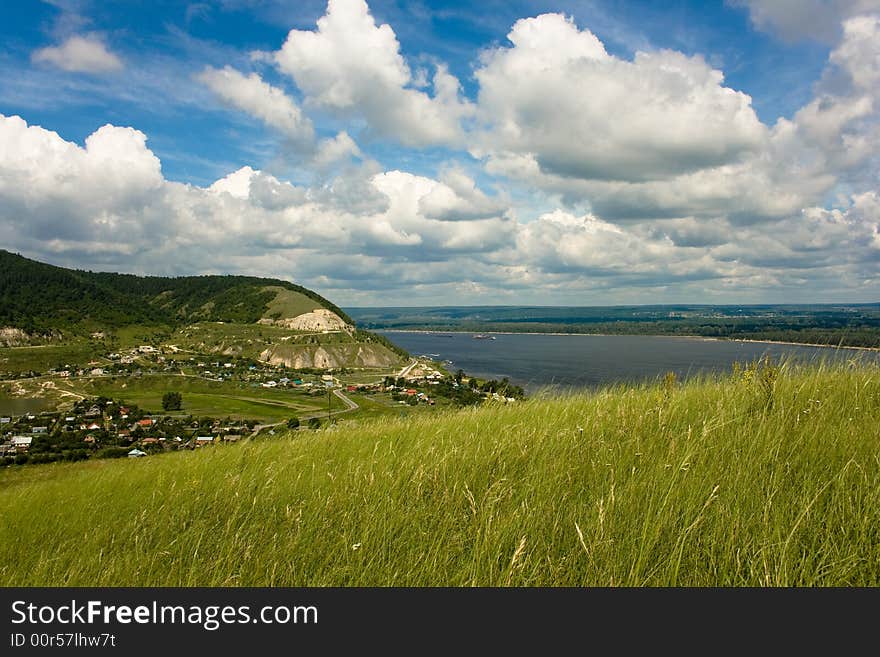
[0,374,349,421]
[0,343,101,373]
[262,286,321,319]
[79,375,345,420]
[1,361,878,586]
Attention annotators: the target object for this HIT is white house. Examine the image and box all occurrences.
[12,436,32,451]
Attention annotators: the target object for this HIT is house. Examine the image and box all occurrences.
[85,405,102,418]
[137,418,154,428]
[83,435,96,444]
[223,434,243,442]
[31,426,48,434]
[137,345,158,354]
[346,385,358,392]
[87,423,102,431]
[0,417,10,425]
[90,368,104,376]
[195,436,215,447]
[262,380,277,388]
[406,389,418,396]
[127,448,147,458]
[141,437,159,445]
[12,436,32,452]
[118,429,131,439]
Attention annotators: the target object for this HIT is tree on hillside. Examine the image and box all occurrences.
[162,391,182,411]
[286,416,300,429]
[307,417,321,430]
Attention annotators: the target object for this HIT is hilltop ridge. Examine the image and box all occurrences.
[0,250,406,369]
[0,249,352,334]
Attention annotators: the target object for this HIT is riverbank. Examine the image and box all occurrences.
[727,338,880,352]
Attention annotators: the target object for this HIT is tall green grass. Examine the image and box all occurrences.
[1,360,878,586]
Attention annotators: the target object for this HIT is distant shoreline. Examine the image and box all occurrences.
[378,329,880,351]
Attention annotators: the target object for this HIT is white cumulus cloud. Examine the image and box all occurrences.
[473,13,767,184]
[732,0,878,43]
[271,0,473,148]
[32,34,123,73]
[198,66,314,145]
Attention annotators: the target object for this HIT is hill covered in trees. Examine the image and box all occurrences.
[0,250,352,334]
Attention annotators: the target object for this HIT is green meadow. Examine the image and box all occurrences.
[0,342,101,374]
[79,375,347,421]
[1,361,878,586]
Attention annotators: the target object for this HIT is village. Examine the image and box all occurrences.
[0,395,259,464]
[0,344,525,466]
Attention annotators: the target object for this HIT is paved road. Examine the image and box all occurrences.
[396,359,419,379]
[333,388,358,411]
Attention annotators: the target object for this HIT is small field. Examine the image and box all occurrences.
[0,374,350,422]
[0,343,101,374]
[79,375,346,421]
[1,361,878,586]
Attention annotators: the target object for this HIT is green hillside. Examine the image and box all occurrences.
[1,360,877,586]
[0,250,352,333]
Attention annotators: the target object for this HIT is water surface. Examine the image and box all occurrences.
[381,331,876,392]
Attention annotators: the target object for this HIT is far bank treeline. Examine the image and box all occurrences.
[349,304,880,349]
[0,250,352,334]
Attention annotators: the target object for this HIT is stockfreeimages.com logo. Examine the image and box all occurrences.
[11,599,318,632]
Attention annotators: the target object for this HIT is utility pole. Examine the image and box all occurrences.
[327,383,332,423]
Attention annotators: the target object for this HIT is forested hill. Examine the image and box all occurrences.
[0,250,352,333]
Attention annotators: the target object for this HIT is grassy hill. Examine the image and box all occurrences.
[0,249,352,334]
[1,360,877,586]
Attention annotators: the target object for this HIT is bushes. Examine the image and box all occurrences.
[96,447,130,459]
[162,391,183,411]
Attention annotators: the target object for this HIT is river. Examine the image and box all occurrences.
[380,331,878,392]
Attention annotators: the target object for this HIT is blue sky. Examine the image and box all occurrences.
[1,0,878,305]
[0,0,831,183]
